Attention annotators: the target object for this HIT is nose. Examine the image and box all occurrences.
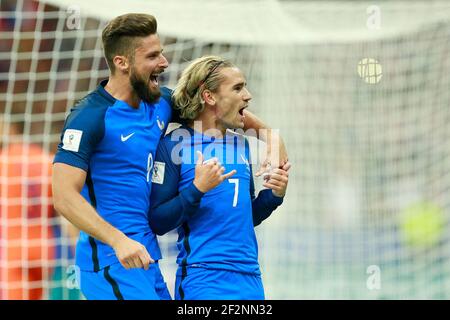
[243,87,252,102]
[159,54,169,69]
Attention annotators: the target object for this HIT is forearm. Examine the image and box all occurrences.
[58,215,80,251]
[150,183,204,235]
[54,191,125,248]
[243,110,279,140]
[243,110,287,168]
[252,189,284,227]
[149,197,185,236]
[243,109,268,132]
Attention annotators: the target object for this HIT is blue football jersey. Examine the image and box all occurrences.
[149,126,283,276]
[54,80,172,271]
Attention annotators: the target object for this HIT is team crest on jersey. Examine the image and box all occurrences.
[157,116,165,131]
[152,161,165,184]
[62,129,83,152]
[240,154,250,171]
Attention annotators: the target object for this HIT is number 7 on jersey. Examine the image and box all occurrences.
[228,178,239,207]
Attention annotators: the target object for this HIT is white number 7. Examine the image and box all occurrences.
[228,178,239,207]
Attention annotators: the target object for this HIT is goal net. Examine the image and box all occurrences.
[1,0,449,299]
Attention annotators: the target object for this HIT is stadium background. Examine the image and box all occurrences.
[1,0,449,299]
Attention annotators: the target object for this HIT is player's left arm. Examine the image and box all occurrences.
[251,162,290,227]
[165,88,288,171]
[243,110,288,176]
[148,139,195,236]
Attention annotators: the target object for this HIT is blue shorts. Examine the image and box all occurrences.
[79,261,171,300]
[175,267,264,300]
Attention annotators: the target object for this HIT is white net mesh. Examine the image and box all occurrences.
[1,0,450,299]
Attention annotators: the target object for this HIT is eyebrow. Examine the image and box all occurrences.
[232,81,246,88]
[145,48,164,56]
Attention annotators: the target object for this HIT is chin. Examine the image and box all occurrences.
[146,87,162,104]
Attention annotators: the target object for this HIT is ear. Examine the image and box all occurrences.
[112,55,129,73]
[201,89,216,106]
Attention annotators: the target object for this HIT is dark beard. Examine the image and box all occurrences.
[130,72,161,105]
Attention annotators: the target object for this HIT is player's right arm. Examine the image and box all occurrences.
[149,138,235,235]
[52,163,153,269]
[52,104,152,270]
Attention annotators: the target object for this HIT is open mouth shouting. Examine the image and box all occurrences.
[149,72,161,88]
[238,105,248,117]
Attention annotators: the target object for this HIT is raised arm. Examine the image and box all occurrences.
[150,140,235,235]
[243,110,289,175]
[168,88,288,173]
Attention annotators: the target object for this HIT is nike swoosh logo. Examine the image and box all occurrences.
[121,133,135,142]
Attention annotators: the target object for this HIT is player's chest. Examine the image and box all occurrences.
[100,106,168,159]
[179,155,252,193]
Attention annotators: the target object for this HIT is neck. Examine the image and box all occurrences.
[190,108,226,138]
[104,75,140,108]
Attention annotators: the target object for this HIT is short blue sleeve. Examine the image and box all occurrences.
[53,94,110,171]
